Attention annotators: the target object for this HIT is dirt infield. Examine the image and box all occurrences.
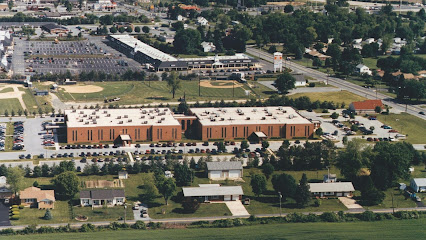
[0,84,27,110]
[200,80,242,89]
[61,85,104,93]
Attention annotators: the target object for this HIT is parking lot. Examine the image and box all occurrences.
[23,41,141,75]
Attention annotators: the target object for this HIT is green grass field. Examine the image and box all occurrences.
[0,98,24,115]
[6,220,426,240]
[0,87,13,93]
[376,113,426,144]
[289,90,367,106]
[56,81,271,105]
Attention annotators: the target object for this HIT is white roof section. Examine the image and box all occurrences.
[65,108,180,128]
[183,185,243,197]
[190,106,312,126]
[180,53,252,62]
[412,178,426,186]
[207,162,242,171]
[109,34,177,62]
[309,182,355,193]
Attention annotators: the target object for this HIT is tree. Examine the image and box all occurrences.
[156,177,176,205]
[65,0,72,12]
[172,21,184,31]
[330,112,339,119]
[374,106,382,113]
[182,198,200,213]
[271,173,297,200]
[178,100,189,114]
[241,140,249,149]
[7,167,25,194]
[166,71,181,99]
[295,173,310,208]
[142,26,150,34]
[359,176,385,205]
[262,163,274,180]
[51,171,80,200]
[33,166,42,178]
[250,174,267,197]
[274,72,296,94]
[336,139,371,181]
[110,26,117,34]
[261,140,269,149]
[143,181,158,203]
[33,181,39,187]
[173,29,201,54]
[174,164,193,186]
[43,209,52,220]
[315,128,323,136]
[284,4,294,13]
[118,27,125,33]
[370,142,412,190]
[134,26,141,33]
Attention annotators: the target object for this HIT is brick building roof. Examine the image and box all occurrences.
[350,100,383,110]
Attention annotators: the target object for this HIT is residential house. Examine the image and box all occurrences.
[309,182,355,197]
[355,64,372,75]
[349,99,384,114]
[206,161,243,180]
[410,178,426,192]
[80,189,125,207]
[182,184,243,202]
[19,187,55,209]
[118,170,128,179]
[293,73,307,87]
[201,42,216,53]
[305,49,331,61]
[197,17,209,26]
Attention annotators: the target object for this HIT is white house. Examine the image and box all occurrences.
[183,184,243,202]
[410,178,426,192]
[80,189,125,207]
[355,64,372,75]
[206,162,242,180]
[197,17,209,26]
[177,15,186,21]
[293,73,307,87]
[201,42,216,53]
[118,170,128,179]
[309,182,355,197]
[364,38,375,44]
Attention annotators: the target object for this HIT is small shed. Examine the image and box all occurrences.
[118,170,128,180]
[323,174,337,183]
[410,178,426,192]
[114,134,132,147]
[206,161,243,180]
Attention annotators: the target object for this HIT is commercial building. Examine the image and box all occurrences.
[65,106,317,144]
[349,99,384,114]
[65,108,181,144]
[189,106,315,141]
[107,34,259,72]
[41,23,69,34]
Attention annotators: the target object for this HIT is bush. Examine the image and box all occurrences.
[43,209,52,220]
[147,222,161,229]
[0,228,15,235]
[394,211,420,219]
[79,223,95,232]
[305,213,320,222]
[182,198,200,213]
[314,199,321,207]
[10,215,20,220]
[12,211,19,215]
[11,205,18,208]
[322,109,329,113]
[360,211,376,221]
[320,212,339,222]
[132,220,146,229]
[308,82,315,87]
[213,219,234,228]
[37,226,55,234]
[18,205,25,209]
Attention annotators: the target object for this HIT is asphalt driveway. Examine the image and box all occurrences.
[0,201,11,226]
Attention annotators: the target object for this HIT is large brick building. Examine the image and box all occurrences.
[189,107,315,141]
[65,108,181,144]
[65,106,316,144]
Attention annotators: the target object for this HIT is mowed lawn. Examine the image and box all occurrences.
[0,98,23,114]
[289,90,367,106]
[6,220,426,240]
[56,81,270,104]
[376,113,426,144]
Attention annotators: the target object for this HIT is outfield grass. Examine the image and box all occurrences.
[289,90,367,106]
[6,220,426,240]
[0,98,23,115]
[376,113,426,144]
[56,81,270,105]
[19,87,39,111]
[0,87,13,93]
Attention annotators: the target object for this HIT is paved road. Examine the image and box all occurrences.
[246,47,426,121]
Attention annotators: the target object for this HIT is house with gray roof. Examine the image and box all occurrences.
[182,184,243,202]
[80,189,125,207]
[206,161,243,180]
[410,178,426,192]
[308,182,355,197]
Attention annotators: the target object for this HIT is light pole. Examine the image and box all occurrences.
[124,203,127,224]
[278,191,282,217]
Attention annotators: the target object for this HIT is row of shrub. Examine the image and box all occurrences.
[0,221,161,236]
[191,211,426,228]
[9,205,24,220]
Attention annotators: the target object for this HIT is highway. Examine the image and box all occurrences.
[246,46,426,120]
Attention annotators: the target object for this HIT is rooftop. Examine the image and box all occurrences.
[308,182,355,193]
[80,189,125,199]
[109,34,177,62]
[207,161,243,171]
[412,178,426,186]
[189,106,312,126]
[19,187,55,202]
[65,108,180,128]
[350,100,383,110]
[183,185,243,197]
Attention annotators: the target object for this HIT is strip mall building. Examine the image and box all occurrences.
[65,106,316,144]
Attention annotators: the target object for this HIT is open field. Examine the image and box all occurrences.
[289,90,367,105]
[56,81,271,104]
[376,113,426,144]
[0,87,13,93]
[6,220,426,240]
[0,98,23,115]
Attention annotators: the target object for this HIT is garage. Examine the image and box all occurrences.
[229,170,241,178]
[224,195,231,201]
[232,195,240,201]
[209,171,221,179]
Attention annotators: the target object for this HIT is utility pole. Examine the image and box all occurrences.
[124,204,127,224]
[198,74,201,96]
[278,192,282,217]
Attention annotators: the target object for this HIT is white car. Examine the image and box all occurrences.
[4,199,9,204]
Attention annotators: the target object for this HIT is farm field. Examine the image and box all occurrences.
[289,90,367,106]
[376,113,426,144]
[55,81,271,104]
[6,220,426,240]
